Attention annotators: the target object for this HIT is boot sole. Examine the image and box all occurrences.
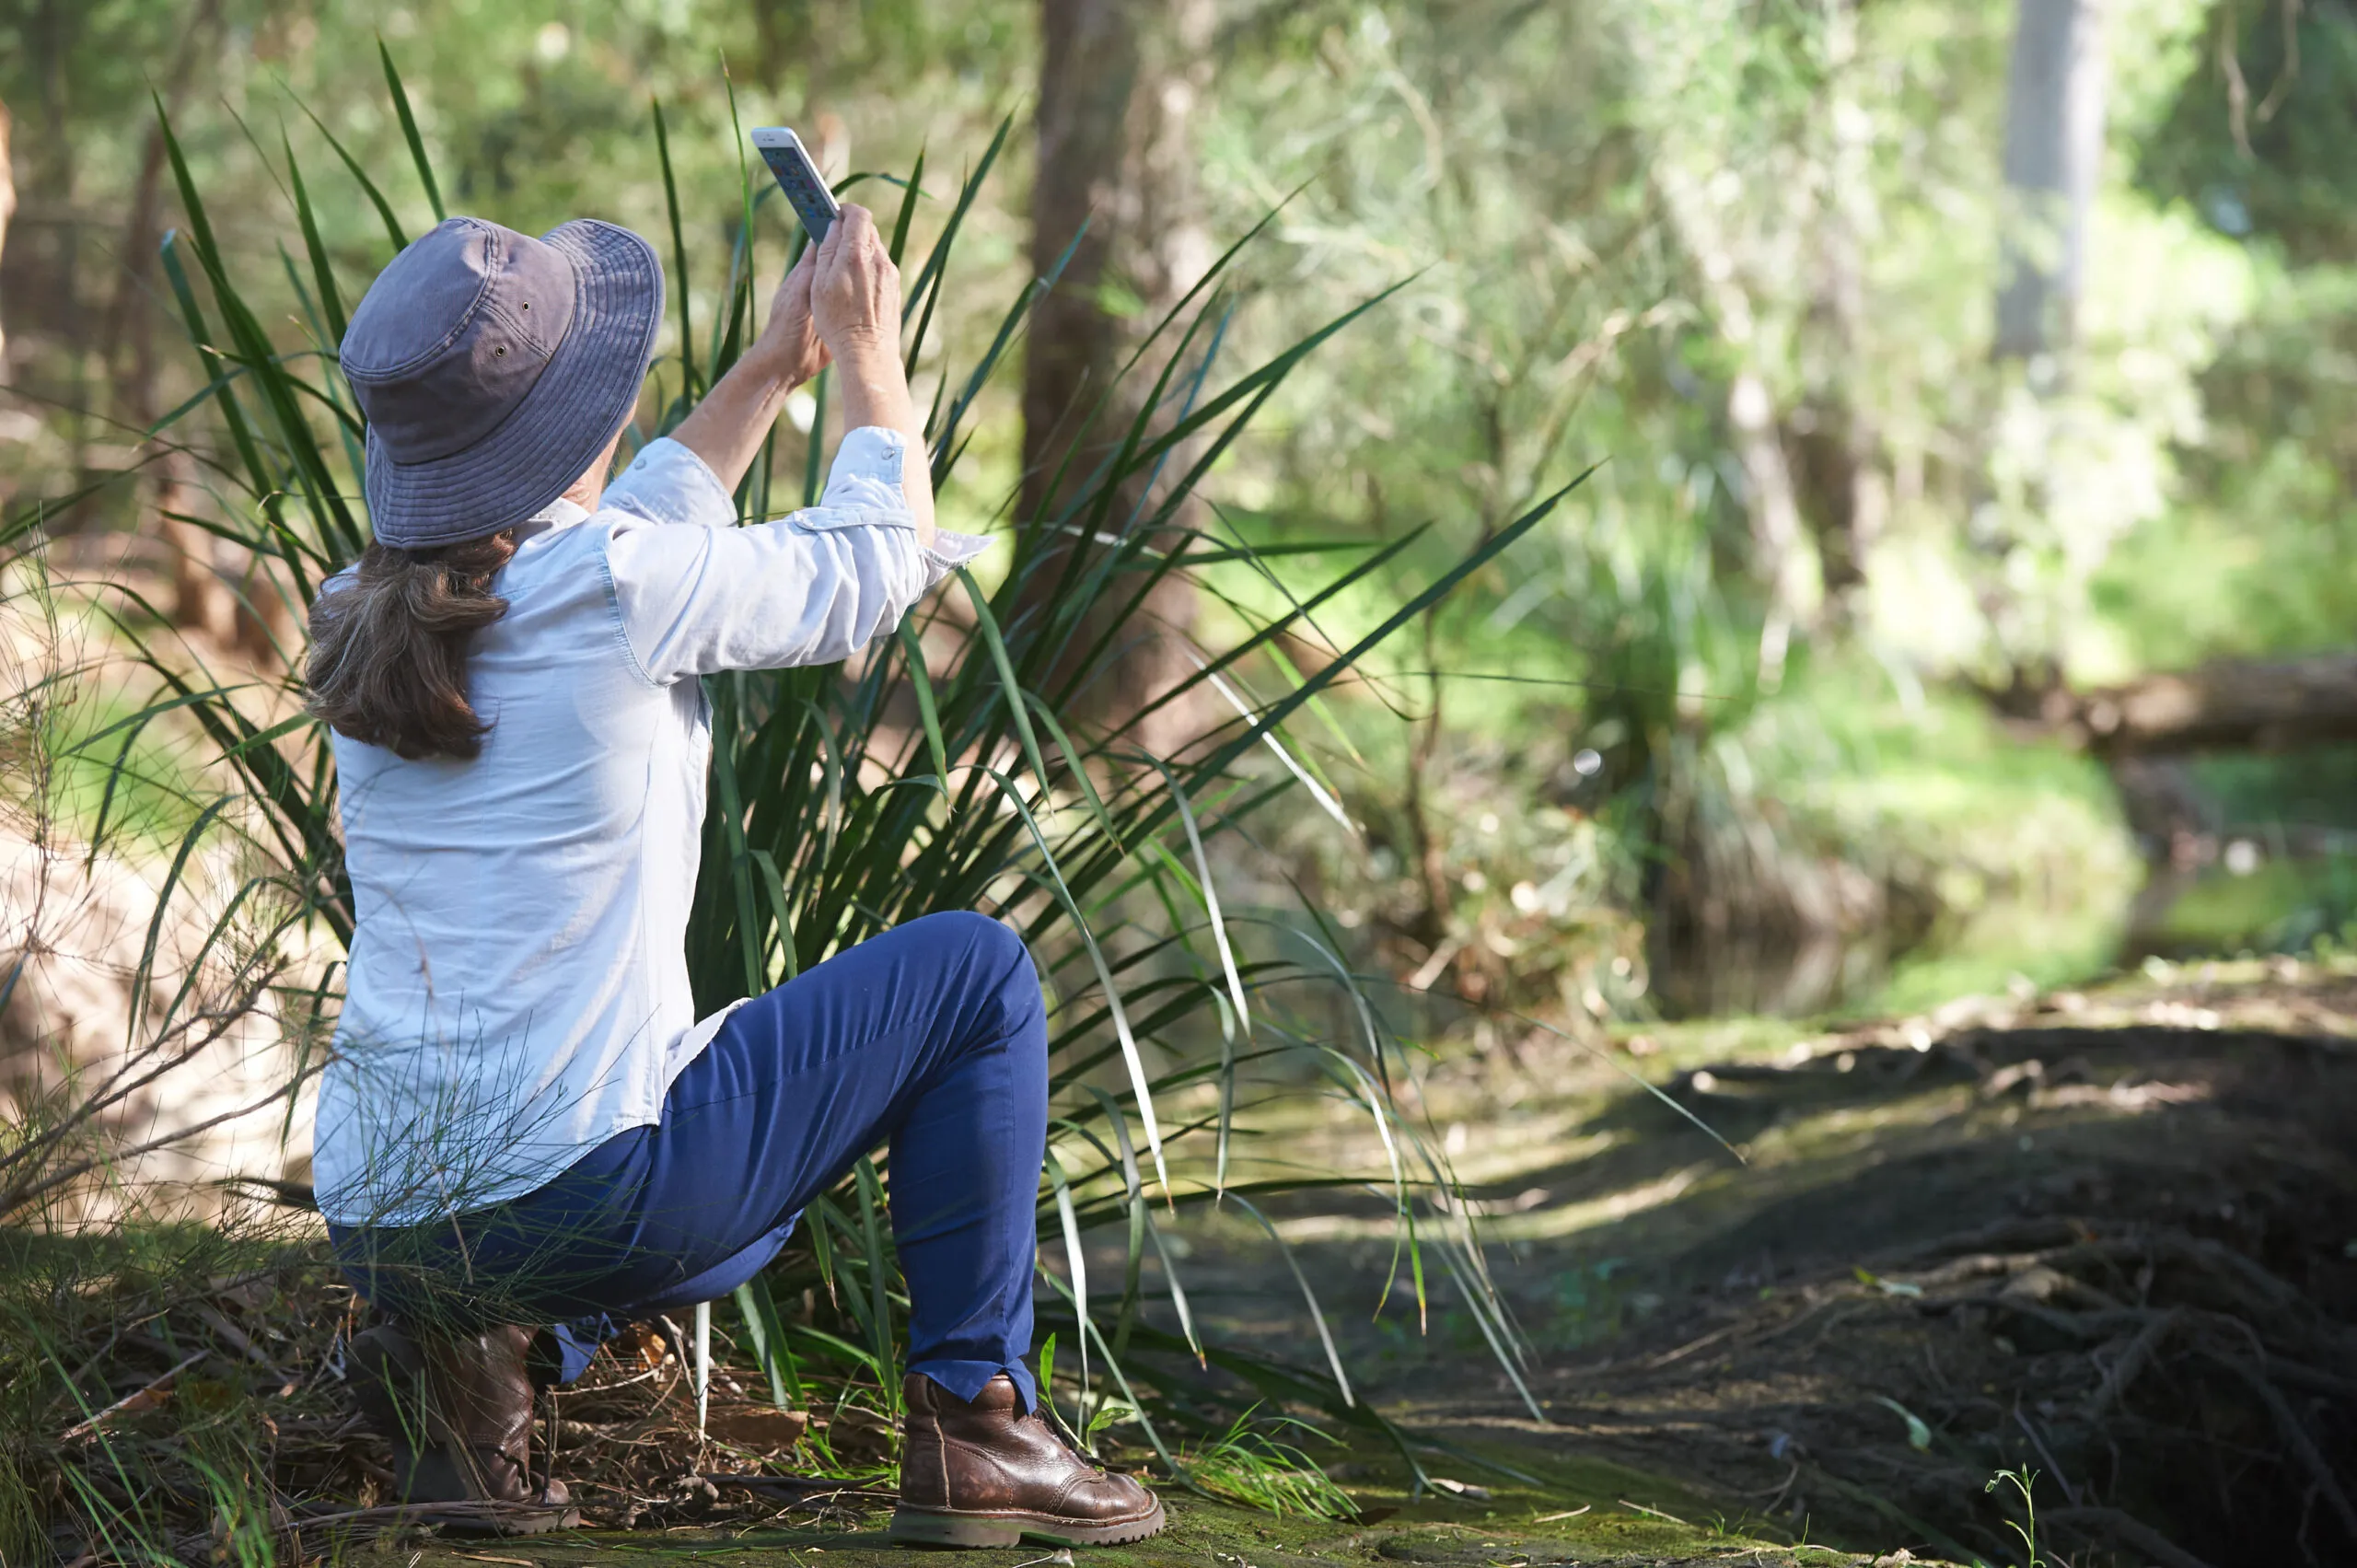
[888,1495,1167,1549]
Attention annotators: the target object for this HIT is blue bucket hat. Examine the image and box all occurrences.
[340,216,664,550]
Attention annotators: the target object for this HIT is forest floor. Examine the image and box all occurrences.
[381,955,2355,1568]
[29,958,2354,1568]
[1132,952,2357,1568]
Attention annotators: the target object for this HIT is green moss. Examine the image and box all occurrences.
[395,1479,1900,1568]
[371,1426,1916,1567]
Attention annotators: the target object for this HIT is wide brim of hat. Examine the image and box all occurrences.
[361,220,665,550]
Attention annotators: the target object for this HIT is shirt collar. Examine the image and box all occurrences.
[511,496,590,541]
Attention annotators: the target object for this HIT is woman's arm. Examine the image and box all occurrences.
[809,206,937,550]
[666,244,826,494]
[665,205,935,551]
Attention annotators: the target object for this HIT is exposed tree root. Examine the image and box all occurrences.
[1503,1010,2357,1568]
[2047,1504,2220,1568]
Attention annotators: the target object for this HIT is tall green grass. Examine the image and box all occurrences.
[2,53,1577,1515]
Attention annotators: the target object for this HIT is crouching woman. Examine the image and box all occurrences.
[307,205,1162,1548]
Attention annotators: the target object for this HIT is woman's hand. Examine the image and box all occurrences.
[810,205,901,364]
[672,201,934,541]
[808,204,935,546]
[747,243,830,388]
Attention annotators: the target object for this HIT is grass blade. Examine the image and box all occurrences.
[292,97,407,250]
[888,145,926,266]
[652,97,702,403]
[284,132,349,344]
[974,765,1167,1197]
[896,621,951,785]
[379,40,446,222]
[958,570,1053,808]
[1044,1148,1091,1397]
[1229,1196,1353,1407]
[1148,759,1250,1052]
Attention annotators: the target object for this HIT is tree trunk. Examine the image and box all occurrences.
[103,1,259,648]
[1024,0,1138,489]
[1993,0,2109,361]
[1650,156,1809,690]
[1973,0,2110,672]
[1994,653,2357,755]
[1787,0,1884,618]
[1019,0,1212,755]
[0,99,15,384]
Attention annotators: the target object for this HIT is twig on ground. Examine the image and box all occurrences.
[1640,1319,1744,1371]
[2046,1505,2222,1568]
[58,1348,207,1441]
[2089,1305,2183,1416]
[2201,1350,2357,1543]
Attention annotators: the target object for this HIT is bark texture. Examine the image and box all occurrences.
[1019,0,1213,752]
[0,100,15,382]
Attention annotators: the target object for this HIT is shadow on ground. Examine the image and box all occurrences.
[1150,960,2357,1568]
[25,966,2352,1567]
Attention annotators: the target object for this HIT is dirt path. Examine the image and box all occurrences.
[1146,958,2357,1568]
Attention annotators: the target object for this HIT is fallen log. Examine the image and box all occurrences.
[1991,651,2357,755]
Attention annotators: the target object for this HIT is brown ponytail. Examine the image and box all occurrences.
[304,529,519,761]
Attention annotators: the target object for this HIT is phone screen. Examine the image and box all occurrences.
[752,129,840,245]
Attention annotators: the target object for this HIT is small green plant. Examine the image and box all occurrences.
[1035,1330,1133,1455]
[1179,1406,1355,1520]
[191,1452,279,1568]
[1985,1465,2046,1568]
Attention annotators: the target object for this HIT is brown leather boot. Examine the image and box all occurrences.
[888,1373,1167,1547]
[348,1322,579,1534]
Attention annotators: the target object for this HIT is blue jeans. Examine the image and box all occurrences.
[330,912,1048,1408]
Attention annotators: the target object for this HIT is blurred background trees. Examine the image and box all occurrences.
[5,0,2354,1027]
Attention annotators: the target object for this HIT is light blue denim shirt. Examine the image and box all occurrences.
[312,430,987,1226]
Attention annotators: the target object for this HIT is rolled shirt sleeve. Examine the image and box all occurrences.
[603,436,739,528]
[602,430,991,685]
[819,427,993,589]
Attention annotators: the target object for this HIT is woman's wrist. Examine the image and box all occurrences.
[823,341,934,545]
[832,345,916,435]
[736,339,821,397]
[829,328,897,367]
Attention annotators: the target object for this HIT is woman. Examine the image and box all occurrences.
[308,206,1163,1548]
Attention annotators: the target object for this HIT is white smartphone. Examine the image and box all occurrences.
[750,127,840,244]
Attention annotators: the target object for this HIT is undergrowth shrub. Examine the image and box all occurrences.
[0,53,1576,1546]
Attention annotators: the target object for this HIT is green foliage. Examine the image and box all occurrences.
[14,0,2356,1019]
[2191,744,2357,831]
[0,1441,41,1568]
[2137,0,2357,261]
[2094,260,2357,668]
[13,0,2357,1550]
[0,46,1553,1510]
[0,569,208,854]
[2150,852,2357,956]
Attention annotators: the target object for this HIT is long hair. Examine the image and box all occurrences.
[305,528,519,761]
